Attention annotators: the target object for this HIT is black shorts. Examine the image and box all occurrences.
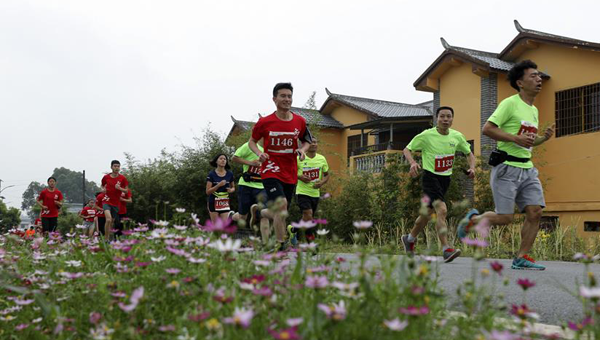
[237,185,267,215]
[97,217,106,235]
[263,178,295,210]
[41,217,58,233]
[421,170,451,208]
[297,194,320,213]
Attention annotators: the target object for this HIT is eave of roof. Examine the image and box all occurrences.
[346,116,432,130]
[500,20,600,60]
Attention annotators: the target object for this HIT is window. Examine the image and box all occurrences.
[347,134,368,158]
[555,82,600,137]
[584,221,600,232]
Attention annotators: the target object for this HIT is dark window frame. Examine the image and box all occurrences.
[555,82,600,137]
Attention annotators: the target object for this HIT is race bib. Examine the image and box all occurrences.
[303,167,320,182]
[434,154,455,173]
[267,131,297,154]
[248,165,261,174]
[517,121,538,151]
[214,196,230,211]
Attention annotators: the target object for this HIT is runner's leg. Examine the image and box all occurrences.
[518,205,542,258]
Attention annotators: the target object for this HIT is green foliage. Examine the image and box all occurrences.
[0,200,21,232]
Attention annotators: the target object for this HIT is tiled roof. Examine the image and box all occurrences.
[291,107,344,129]
[322,89,432,119]
[449,45,515,71]
[230,116,254,131]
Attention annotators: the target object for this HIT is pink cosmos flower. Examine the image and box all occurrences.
[462,237,488,248]
[398,305,430,316]
[490,261,503,274]
[383,318,408,331]
[15,323,29,331]
[510,304,539,320]
[474,218,490,238]
[252,286,273,297]
[516,278,535,290]
[202,218,237,234]
[305,275,329,289]
[223,307,254,329]
[269,326,301,340]
[89,312,102,324]
[59,272,84,279]
[353,220,373,229]
[286,318,304,327]
[135,261,151,267]
[318,300,347,321]
[165,268,181,275]
[14,298,35,306]
[118,286,144,313]
[314,219,328,225]
[568,317,593,332]
[483,330,520,340]
[174,225,188,231]
[187,257,207,264]
[166,246,189,257]
[158,325,176,332]
[111,291,126,298]
[188,312,210,322]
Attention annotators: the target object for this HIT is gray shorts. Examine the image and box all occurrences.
[83,221,94,230]
[102,203,119,218]
[490,163,545,214]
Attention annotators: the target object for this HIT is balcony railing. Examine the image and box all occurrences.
[351,141,406,157]
[349,149,405,174]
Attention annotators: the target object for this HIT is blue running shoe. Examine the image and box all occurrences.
[287,225,298,246]
[457,208,479,240]
[511,256,546,270]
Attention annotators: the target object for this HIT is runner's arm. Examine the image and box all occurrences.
[483,121,534,148]
[231,155,260,167]
[36,199,47,209]
[120,196,133,203]
[227,181,236,193]
[206,181,224,196]
[533,123,555,146]
[315,172,330,188]
[249,137,268,162]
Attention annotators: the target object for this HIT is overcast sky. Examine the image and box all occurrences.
[2,0,599,211]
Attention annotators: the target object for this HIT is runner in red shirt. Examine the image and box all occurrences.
[116,188,132,236]
[79,199,97,237]
[248,82,312,250]
[36,177,64,233]
[100,160,129,239]
[94,192,106,237]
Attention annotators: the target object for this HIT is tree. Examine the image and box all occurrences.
[0,200,21,232]
[21,181,45,219]
[303,91,317,110]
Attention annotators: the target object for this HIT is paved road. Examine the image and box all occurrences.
[329,253,600,326]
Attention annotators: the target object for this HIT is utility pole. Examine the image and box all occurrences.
[82,170,86,204]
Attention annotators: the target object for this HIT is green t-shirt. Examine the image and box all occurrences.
[488,94,538,169]
[296,153,329,198]
[406,127,471,176]
[233,142,264,189]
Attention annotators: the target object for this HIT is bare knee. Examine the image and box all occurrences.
[525,206,543,223]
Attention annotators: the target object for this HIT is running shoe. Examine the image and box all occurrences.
[287,224,298,246]
[401,234,415,256]
[443,248,461,263]
[511,256,545,270]
[457,208,479,240]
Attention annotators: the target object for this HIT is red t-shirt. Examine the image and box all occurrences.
[119,189,132,215]
[34,218,41,226]
[251,112,307,184]
[80,207,97,222]
[37,188,63,218]
[95,193,106,217]
[101,173,129,207]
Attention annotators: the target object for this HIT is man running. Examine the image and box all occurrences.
[401,106,476,263]
[231,142,270,243]
[36,176,64,234]
[101,160,129,239]
[289,137,329,245]
[248,82,312,251]
[458,60,554,271]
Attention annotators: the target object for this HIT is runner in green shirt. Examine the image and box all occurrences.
[402,106,476,263]
[458,60,555,270]
[288,137,330,245]
[231,142,270,243]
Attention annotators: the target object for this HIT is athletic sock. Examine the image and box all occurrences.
[407,234,416,242]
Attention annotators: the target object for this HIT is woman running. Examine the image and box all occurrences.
[206,153,235,223]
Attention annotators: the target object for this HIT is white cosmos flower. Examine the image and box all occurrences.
[175,208,186,213]
[353,220,373,229]
[151,256,166,262]
[209,239,242,253]
[65,260,82,267]
[317,229,330,236]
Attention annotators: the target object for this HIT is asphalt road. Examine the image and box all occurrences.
[329,253,600,326]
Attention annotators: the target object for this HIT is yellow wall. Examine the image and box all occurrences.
[439,63,482,155]
[315,128,344,177]
[328,105,376,161]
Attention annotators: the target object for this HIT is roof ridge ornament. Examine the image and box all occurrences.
[325,88,332,96]
[440,37,451,50]
[514,19,525,33]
